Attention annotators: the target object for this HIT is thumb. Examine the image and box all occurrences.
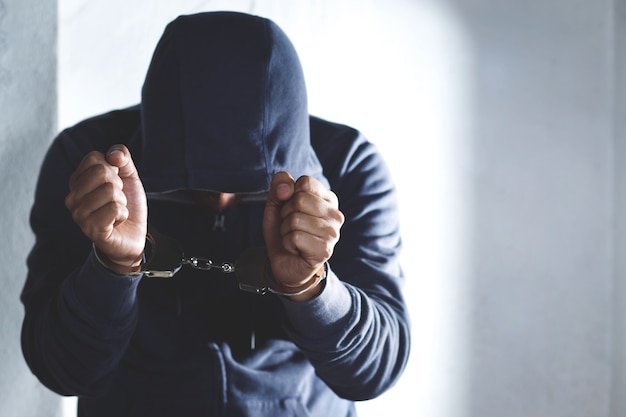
[105,144,139,179]
[104,144,147,228]
[263,172,295,253]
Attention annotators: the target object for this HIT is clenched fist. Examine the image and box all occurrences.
[65,145,147,273]
[263,172,344,300]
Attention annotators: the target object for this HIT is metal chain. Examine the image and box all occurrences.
[182,257,235,273]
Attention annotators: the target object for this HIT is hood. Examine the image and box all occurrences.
[137,11,327,194]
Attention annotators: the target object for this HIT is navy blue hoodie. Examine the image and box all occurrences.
[21,11,410,417]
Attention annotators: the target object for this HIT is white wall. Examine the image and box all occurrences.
[2,0,623,416]
[57,1,437,415]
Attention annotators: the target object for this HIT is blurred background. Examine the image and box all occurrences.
[1,0,624,416]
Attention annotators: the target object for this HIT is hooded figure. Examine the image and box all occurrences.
[139,12,327,194]
[21,11,410,417]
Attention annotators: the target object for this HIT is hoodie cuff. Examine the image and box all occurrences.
[279,267,354,337]
[65,251,143,320]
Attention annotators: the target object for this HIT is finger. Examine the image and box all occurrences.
[264,172,295,253]
[293,176,339,206]
[76,200,130,243]
[105,144,147,220]
[280,187,345,227]
[267,171,295,205]
[279,210,341,243]
[69,151,118,189]
[69,182,128,226]
[68,151,105,186]
[66,164,124,210]
[280,230,331,266]
[280,191,324,219]
[106,144,140,180]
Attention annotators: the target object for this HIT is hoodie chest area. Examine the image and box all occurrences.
[139,200,266,310]
[148,199,265,257]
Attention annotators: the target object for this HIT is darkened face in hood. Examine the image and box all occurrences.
[137,12,326,194]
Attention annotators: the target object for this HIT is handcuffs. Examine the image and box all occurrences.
[95,226,327,297]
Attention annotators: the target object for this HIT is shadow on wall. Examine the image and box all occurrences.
[0,1,60,417]
[450,2,614,417]
[0,0,11,88]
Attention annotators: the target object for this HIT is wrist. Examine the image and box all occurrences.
[93,244,144,276]
[266,262,327,301]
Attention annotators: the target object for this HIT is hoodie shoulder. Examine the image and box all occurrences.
[55,106,141,162]
[61,106,141,153]
[309,115,373,184]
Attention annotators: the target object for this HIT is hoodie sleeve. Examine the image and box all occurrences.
[279,117,411,401]
[20,117,142,397]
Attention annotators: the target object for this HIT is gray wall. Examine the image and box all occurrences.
[0,0,61,416]
[449,0,615,416]
[612,0,626,415]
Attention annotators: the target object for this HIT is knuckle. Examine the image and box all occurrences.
[329,208,345,225]
[313,239,333,261]
[329,189,339,203]
[292,192,308,209]
[108,200,126,215]
[287,230,303,248]
[326,224,340,241]
[101,181,116,194]
[295,176,314,192]
[81,152,106,170]
[117,189,128,206]
[70,209,81,225]
[83,151,101,164]
[64,193,73,210]
[288,212,303,229]
[92,163,110,179]
[92,163,119,184]
[322,244,333,259]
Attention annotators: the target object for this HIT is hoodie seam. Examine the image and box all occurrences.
[261,19,272,184]
[175,18,191,188]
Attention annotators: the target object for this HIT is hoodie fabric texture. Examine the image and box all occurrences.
[21,12,410,417]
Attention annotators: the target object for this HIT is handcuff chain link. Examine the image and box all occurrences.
[182,257,235,274]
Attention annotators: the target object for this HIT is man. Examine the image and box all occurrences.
[21,11,410,416]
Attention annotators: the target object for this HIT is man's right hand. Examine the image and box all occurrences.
[65,144,147,274]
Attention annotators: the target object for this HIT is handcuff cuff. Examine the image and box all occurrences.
[94,226,327,297]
